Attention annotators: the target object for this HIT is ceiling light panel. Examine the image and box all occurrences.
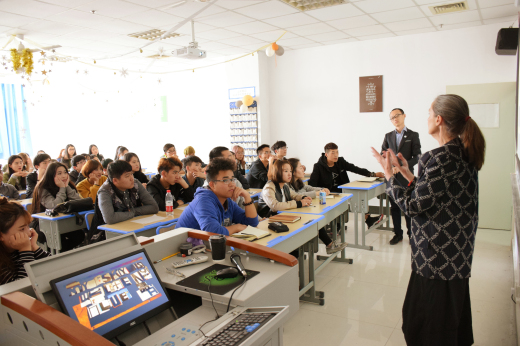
[279,0,348,12]
[128,29,180,40]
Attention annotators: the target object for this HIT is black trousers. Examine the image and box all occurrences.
[389,196,411,237]
[290,228,333,258]
[403,272,474,346]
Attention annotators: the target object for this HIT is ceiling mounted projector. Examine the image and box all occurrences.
[171,20,207,59]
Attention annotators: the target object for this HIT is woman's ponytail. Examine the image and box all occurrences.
[460,117,485,170]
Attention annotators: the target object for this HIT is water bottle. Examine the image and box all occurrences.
[319,191,326,205]
[165,190,174,216]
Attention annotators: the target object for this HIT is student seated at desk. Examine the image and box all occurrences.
[147,157,194,211]
[30,162,85,251]
[232,145,247,176]
[89,144,104,161]
[0,197,51,285]
[26,154,51,199]
[18,152,34,173]
[76,160,107,203]
[176,158,258,235]
[95,160,158,225]
[183,155,206,190]
[123,153,149,187]
[0,181,19,200]
[163,143,178,159]
[58,144,76,169]
[101,158,113,176]
[247,144,273,189]
[288,158,329,198]
[3,155,28,191]
[309,142,384,228]
[114,146,129,161]
[209,146,250,189]
[69,155,86,184]
[271,141,287,161]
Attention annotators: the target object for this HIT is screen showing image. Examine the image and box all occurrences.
[51,251,170,339]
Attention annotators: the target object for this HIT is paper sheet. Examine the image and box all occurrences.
[357,177,378,182]
[131,215,165,224]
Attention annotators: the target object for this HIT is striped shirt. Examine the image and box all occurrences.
[0,248,51,285]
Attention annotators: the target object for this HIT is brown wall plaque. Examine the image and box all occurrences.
[360,75,383,112]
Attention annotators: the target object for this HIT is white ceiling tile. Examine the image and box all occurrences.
[121,10,184,27]
[437,20,482,30]
[0,0,69,19]
[371,7,426,23]
[49,36,96,49]
[263,13,319,28]
[198,41,234,50]
[0,25,13,34]
[277,36,316,46]
[167,22,215,34]
[21,32,58,43]
[234,1,298,20]
[395,27,437,36]
[344,24,390,36]
[0,11,39,27]
[94,19,153,35]
[212,47,248,55]
[249,30,298,41]
[218,35,264,46]
[122,0,172,8]
[323,38,359,45]
[227,21,278,35]
[306,3,364,21]
[385,18,433,31]
[216,1,266,10]
[197,11,255,27]
[480,4,518,20]
[289,42,324,50]
[163,2,227,18]
[60,28,120,41]
[46,9,113,27]
[241,42,270,51]
[39,0,97,6]
[306,31,350,41]
[329,15,377,30]
[161,34,210,45]
[100,35,148,48]
[483,15,517,25]
[288,22,337,36]
[357,32,396,40]
[77,0,150,19]
[414,0,459,4]
[419,0,478,16]
[478,0,515,9]
[197,28,242,40]
[19,19,83,35]
[429,10,481,25]
[353,0,416,13]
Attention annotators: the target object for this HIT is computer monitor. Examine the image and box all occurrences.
[50,249,171,340]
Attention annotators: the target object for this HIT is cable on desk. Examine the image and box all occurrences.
[226,276,247,313]
[199,275,220,338]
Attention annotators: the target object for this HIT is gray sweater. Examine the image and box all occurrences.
[40,186,81,209]
[0,182,20,200]
[288,183,322,199]
[98,180,159,224]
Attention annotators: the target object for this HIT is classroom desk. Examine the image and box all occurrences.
[339,180,392,251]
[281,194,354,277]
[254,213,326,305]
[144,172,155,180]
[12,198,32,210]
[32,211,91,255]
[98,210,183,239]
[247,188,262,199]
[18,190,27,199]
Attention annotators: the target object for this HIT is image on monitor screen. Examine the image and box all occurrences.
[50,250,171,340]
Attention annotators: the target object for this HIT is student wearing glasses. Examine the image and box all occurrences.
[69,155,86,184]
[26,154,51,199]
[247,144,274,188]
[381,108,422,245]
[176,158,259,235]
[163,143,178,159]
[232,145,247,176]
[147,157,194,211]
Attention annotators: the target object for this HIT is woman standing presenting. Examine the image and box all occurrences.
[372,94,485,346]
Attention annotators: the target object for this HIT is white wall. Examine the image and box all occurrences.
[266,23,517,180]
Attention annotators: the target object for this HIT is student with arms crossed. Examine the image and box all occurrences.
[76,160,107,203]
[0,198,51,285]
[69,155,86,184]
[176,158,259,235]
[183,155,206,190]
[147,157,194,211]
[309,142,384,228]
[26,153,51,199]
[31,162,85,251]
[247,144,274,188]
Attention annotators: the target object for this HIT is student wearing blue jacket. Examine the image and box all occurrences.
[176,158,258,235]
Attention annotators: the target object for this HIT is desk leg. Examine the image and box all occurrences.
[317,213,354,264]
[40,220,55,255]
[299,240,325,306]
[298,246,305,291]
[347,192,373,251]
[52,221,63,254]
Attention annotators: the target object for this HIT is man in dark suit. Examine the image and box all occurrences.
[381,108,421,245]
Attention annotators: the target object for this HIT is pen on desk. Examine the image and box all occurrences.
[303,219,315,225]
[154,251,180,264]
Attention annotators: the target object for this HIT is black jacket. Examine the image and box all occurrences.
[247,159,269,188]
[69,169,80,184]
[381,127,421,186]
[134,171,149,185]
[183,175,205,190]
[234,170,250,190]
[76,173,86,185]
[146,174,194,211]
[26,172,37,199]
[309,154,371,193]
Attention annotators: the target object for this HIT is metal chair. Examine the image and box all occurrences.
[85,211,95,230]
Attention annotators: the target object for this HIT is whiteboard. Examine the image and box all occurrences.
[468,103,499,128]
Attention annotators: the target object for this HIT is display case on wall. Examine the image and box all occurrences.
[230,100,258,168]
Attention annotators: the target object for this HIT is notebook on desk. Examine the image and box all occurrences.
[268,214,301,223]
[231,226,271,241]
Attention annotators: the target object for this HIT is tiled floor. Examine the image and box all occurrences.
[283,218,515,346]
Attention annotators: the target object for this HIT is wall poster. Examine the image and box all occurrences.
[359,75,383,112]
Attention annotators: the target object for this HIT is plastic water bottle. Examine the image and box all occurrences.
[319,191,326,205]
[165,190,174,216]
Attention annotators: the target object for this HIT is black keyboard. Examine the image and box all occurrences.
[200,312,276,346]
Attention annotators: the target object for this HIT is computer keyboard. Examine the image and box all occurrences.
[199,312,276,346]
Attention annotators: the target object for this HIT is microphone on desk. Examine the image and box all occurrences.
[230,254,247,278]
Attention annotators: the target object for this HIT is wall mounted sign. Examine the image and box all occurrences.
[229,86,256,100]
[359,75,383,112]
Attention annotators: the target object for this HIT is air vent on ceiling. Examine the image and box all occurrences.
[280,0,347,12]
[128,29,180,41]
[429,1,468,15]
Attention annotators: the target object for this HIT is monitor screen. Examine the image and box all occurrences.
[50,249,171,340]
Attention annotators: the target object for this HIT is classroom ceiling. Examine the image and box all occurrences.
[0,0,517,72]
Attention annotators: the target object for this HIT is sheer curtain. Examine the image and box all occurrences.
[0,84,32,160]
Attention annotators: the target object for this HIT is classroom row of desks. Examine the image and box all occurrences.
[29,180,390,305]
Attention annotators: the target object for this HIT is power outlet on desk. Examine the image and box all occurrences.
[156,324,201,346]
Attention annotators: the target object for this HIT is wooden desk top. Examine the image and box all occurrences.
[283,194,352,215]
[339,180,385,190]
[12,198,32,205]
[251,213,323,248]
[98,210,183,233]
[247,188,263,197]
